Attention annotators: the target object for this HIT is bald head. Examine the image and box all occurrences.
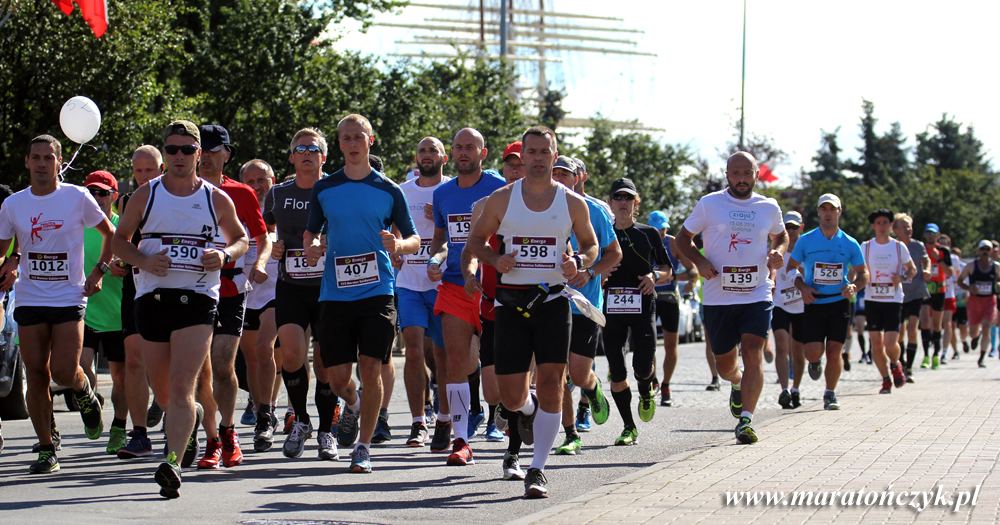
[453,128,485,148]
[417,136,445,154]
[727,151,758,173]
[452,127,487,176]
[133,144,162,165]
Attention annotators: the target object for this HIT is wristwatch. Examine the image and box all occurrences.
[586,267,596,278]
[222,251,232,266]
[96,261,109,274]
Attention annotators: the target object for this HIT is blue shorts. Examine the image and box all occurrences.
[397,287,445,350]
[703,301,773,356]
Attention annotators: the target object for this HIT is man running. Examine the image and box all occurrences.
[919,223,953,369]
[772,211,805,409]
[956,240,1000,368]
[892,213,929,382]
[0,135,115,474]
[787,193,868,411]
[677,151,787,444]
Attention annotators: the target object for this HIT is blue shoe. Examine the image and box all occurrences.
[240,397,256,426]
[349,445,372,473]
[575,405,591,432]
[117,430,154,459]
[467,407,486,439]
[485,422,505,442]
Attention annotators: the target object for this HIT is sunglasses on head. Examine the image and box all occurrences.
[164,144,199,155]
[88,187,112,197]
[293,145,323,154]
[612,193,635,201]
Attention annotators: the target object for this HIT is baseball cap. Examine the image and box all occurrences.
[648,211,669,230]
[163,120,201,146]
[925,223,940,234]
[609,177,638,197]
[502,141,521,159]
[867,208,894,224]
[85,170,117,192]
[817,193,841,209]
[978,240,993,250]
[199,125,236,158]
[575,158,587,173]
[783,211,803,227]
[553,155,577,173]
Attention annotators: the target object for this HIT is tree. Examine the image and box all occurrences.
[915,114,991,174]
[848,99,909,186]
[722,116,789,169]
[809,128,844,184]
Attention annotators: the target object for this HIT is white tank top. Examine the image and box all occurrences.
[135,177,222,301]
[497,179,572,286]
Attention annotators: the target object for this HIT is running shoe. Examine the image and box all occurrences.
[554,436,581,455]
[952,351,959,360]
[524,468,548,499]
[587,379,610,425]
[778,389,792,409]
[517,393,538,446]
[198,437,222,469]
[406,422,428,447]
[842,353,851,372]
[181,403,204,469]
[940,354,947,366]
[446,438,475,466]
[990,349,997,358]
[485,422,504,441]
[253,412,275,452]
[494,404,509,432]
[337,406,360,448]
[349,446,372,473]
[905,367,915,383]
[729,386,742,418]
[879,379,892,394]
[371,415,391,444]
[424,404,436,427]
[808,361,822,381]
[240,396,256,426]
[502,452,525,480]
[790,391,801,409]
[823,390,840,410]
[283,421,313,459]
[467,407,486,439]
[891,363,906,388]
[638,383,656,422]
[429,420,452,452]
[764,348,774,364]
[660,387,672,407]
[317,431,338,460]
[931,355,940,369]
[74,387,104,440]
[921,356,931,368]
[978,357,986,368]
[29,450,59,474]
[735,416,757,444]
[330,404,341,435]
[614,427,638,446]
[117,430,154,459]
[155,452,182,499]
[282,408,295,434]
[706,379,721,391]
[106,426,127,455]
[574,405,591,432]
[963,341,970,353]
[221,427,243,467]
[146,400,164,428]
[650,374,659,393]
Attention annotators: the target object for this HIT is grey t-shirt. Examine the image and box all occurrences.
[902,239,930,302]
[263,177,324,286]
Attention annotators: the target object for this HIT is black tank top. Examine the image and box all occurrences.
[969,260,996,297]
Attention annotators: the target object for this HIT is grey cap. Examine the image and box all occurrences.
[783,211,803,226]
[553,155,576,173]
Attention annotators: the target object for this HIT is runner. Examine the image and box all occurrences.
[112,120,248,497]
[919,223,953,370]
[677,151,786,443]
[426,128,506,461]
[787,193,868,411]
[950,247,969,358]
[772,211,805,409]
[859,208,916,394]
[303,113,419,473]
[892,213,929,382]
[956,240,999,368]
[938,233,957,365]
[0,135,115,474]
[465,125,599,498]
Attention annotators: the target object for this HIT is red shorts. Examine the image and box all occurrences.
[967,295,996,326]
[944,298,957,314]
[434,281,482,332]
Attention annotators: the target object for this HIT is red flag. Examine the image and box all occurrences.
[758,163,778,183]
[50,0,74,15]
[75,0,108,38]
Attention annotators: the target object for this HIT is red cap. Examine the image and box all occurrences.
[85,170,118,192]
[503,141,522,159]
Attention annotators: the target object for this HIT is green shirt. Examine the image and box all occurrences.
[84,212,122,332]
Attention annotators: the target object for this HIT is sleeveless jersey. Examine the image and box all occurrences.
[968,260,997,297]
[496,180,572,286]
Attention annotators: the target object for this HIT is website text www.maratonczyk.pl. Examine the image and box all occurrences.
[724,485,981,512]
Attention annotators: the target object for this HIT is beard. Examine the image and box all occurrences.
[418,159,444,177]
[455,158,482,175]
[728,179,754,198]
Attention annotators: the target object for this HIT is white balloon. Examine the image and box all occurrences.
[59,96,102,144]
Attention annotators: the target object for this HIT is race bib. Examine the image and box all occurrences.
[26,252,69,281]
[162,236,208,272]
[976,281,993,295]
[813,262,844,286]
[779,286,802,305]
[721,265,758,293]
[512,236,559,269]
[448,213,472,244]
[406,239,433,266]
[245,239,258,264]
[285,248,324,279]
[930,263,939,276]
[869,283,895,301]
[607,287,641,314]
[334,252,379,288]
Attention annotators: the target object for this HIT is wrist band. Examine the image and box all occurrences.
[428,257,440,267]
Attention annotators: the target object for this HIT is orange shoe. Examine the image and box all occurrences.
[197,438,222,469]
[221,427,243,467]
[283,409,295,434]
[446,438,474,466]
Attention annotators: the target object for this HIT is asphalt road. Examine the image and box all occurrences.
[0,337,888,524]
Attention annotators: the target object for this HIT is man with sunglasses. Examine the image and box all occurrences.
[0,135,115,474]
[956,240,1000,368]
[190,125,269,470]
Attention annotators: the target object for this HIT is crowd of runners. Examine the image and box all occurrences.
[1,116,998,501]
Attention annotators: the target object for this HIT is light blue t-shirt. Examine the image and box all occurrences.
[570,199,614,315]
[432,170,506,286]
[306,169,417,302]
[790,228,865,305]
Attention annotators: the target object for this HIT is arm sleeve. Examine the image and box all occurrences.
[899,242,912,264]
[305,184,326,234]
[82,191,107,228]
[596,214,615,250]
[940,247,953,265]
[0,199,13,240]
[649,227,670,266]
[849,239,866,267]
[790,235,805,263]
[262,187,276,226]
[682,199,706,234]
[391,187,417,238]
[432,188,445,229]
[769,204,785,235]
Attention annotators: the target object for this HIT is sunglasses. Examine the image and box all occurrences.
[88,187,112,197]
[611,193,636,201]
[293,145,323,154]
[164,144,199,155]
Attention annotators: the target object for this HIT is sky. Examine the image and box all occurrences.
[332,1,999,183]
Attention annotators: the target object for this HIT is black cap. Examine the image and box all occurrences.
[369,154,384,172]
[867,208,894,224]
[609,177,638,197]
[198,125,236,161]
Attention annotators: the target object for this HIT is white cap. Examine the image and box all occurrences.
[978,240,993,250]
[817,193,841,209]
[783,211,803,226]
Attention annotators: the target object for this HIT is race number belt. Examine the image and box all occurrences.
[285,248,324,279]
[334,252,379,288]
[813,262,844,286]
[721,265,758,293]
[447,213,472,244]
[606,287,642,314]
[511,236,558,269]
[26,252,69,281]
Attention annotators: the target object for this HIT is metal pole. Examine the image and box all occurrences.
[500,0,508,57]
[480,0,486,50]
[739,0,746,151]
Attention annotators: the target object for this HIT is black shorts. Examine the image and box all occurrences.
[275,280,322,332]
[569,314,599,360]
[14,305,85,327]
[494,297,571,376]
[954,305,968,326]
[243,299,276,331]
[83,325,126,362]
[135,289,218,343]
[215,293,246,337]
[604,301,658,383]
[903,298,923,319]
[849,300,857,319]
[771,306,803,343]
[317,295,396,368]
[865,300,903,333]
[121,271,139,338]
[703,301,773,356]
[655,299,680,333]
[480,318,495,368]
[926,292,945,312]
[802,299,851,345]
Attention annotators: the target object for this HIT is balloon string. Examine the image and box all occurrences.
[58,143,95,181]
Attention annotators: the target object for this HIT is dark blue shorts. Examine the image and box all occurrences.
[703,301,773,356]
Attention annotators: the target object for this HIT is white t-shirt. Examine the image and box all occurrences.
[945,253,962,300]
[860,238,912,303]
[396,175,450,292]
[682,189,784,306]
[0,183,106,307]
[773,252,804,314]
[245,232,279,310]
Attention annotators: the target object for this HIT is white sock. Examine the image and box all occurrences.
[741,411,752,420]
[514,395,536,416]
[529,409,562,471]
[791,387,799,393]
[447,383,471,442]
[355,441,370,452]
[438,413,451,422]
[348,392,361,414]
[825,389,835,395]
[413,416,425,424]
